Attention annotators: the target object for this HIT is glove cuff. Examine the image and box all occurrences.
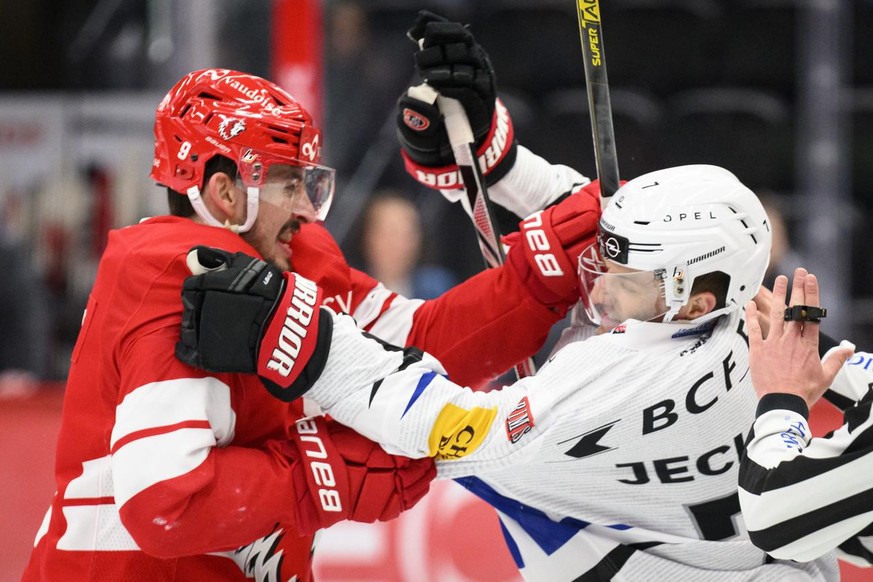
[257,272,328,396]
[504,213,580,313]
[288,416,350,535]
[403,98,516,190]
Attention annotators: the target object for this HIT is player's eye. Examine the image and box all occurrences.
[284,178,303,196]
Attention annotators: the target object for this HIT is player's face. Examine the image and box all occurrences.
[579,244,668,330]
[241,165,318,271]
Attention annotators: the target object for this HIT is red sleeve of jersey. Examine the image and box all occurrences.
[407,264,562,388]
[290,222,562,388]
[290,223,362,309]
[113,333,310,557]
[120,439,303,557]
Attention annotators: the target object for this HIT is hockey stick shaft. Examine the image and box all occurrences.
[438,95,537,379]
[437,95,507,269]
[576,0,620,199]
[411,84,536,378]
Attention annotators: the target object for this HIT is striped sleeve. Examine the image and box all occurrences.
[739,392,873,565]
[824,347,873,410]
[108,332,305,558]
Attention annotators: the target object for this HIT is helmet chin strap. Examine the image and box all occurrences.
[186,185,260,233]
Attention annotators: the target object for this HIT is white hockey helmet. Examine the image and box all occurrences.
[581,165,771,325]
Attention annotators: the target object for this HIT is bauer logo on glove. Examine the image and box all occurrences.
[396,10,518,189]
[175,245,334,402]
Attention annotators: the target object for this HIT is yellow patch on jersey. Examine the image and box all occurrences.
[428,403,497,460]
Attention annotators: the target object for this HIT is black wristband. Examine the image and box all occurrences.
[756,393,809,419]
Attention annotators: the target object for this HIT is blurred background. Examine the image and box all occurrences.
[0,0,870,580]
[1,0,871,383]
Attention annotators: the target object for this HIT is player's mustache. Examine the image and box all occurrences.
[279,220,301,238]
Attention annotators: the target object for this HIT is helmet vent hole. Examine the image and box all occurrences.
[633,221,650,225]
[739,217,759,244]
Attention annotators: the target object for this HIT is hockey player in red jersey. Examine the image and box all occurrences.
[23,17,601,582]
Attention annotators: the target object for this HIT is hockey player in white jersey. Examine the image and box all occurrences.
[179,164,841,580]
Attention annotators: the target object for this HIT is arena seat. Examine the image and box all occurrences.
[475,3,584,100]
[597,0,724,97]
[661,87,794,191]
[718,0,801,98]
[524,86,665,181]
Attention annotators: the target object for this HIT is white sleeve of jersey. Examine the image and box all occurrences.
[828,347,873,404]
[438,145,591,218]
[305,311,553,472]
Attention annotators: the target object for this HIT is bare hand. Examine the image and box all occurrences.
[744,268,853,408]
[752,284,773,338]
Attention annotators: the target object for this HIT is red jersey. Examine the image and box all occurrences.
[23,217,562,581]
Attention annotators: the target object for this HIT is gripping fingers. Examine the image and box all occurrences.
[406,9,448,42]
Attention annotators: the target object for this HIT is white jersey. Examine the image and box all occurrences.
[306,309,839,581]
[740,346,873,567]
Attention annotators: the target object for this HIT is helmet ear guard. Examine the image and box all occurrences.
[662,267,688,321]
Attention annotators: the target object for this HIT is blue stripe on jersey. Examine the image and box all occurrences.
[498,514,524,568]
[456,476,632,562]
[401,370,438,418]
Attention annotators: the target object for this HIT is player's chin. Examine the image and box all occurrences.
[269,239,293,272]
[599,312,623,331]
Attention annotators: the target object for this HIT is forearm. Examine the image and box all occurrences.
[407,263,561,388]
[117,442,299,557]
[740,393,873,562]
[439,145,590,219]
[306,312,541,467]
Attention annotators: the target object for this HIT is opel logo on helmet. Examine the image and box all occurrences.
[603,236,622,259]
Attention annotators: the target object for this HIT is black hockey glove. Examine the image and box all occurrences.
[397,10,517,188]
[176,246,333,402]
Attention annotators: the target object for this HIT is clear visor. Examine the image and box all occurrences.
[578,243,669,331]
[240,161,335,222]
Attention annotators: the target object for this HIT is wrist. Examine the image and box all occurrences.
[756,393,809,419]
[483,146,591,218]
[505,230,579,314]
[257,273,333,402]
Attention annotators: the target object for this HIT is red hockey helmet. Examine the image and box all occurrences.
[151,69,334,230]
